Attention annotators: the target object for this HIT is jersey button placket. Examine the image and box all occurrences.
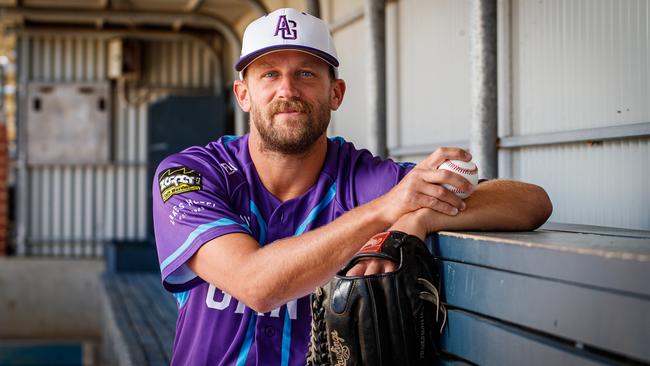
[263,326,276,337]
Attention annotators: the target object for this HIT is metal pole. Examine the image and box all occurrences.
[16,35,29,255]
[469,0,498,178]
[364,0,387,158]
[305,0,320,18]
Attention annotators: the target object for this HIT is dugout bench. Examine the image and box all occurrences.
[100,223,650,365]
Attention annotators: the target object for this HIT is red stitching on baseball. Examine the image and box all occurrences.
[446,161,477,175]
[446,186,466,193]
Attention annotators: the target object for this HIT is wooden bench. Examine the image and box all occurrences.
[100,273,176,366]
[432,223,650,365]
[100,224,650,365]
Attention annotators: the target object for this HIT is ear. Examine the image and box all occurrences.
[329,79,346,111]
[233,79,251,112]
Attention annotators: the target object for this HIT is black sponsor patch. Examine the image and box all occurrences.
[158,166,202,203]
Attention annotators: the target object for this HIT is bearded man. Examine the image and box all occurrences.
[152,8,552,366]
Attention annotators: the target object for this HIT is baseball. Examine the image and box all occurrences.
[438,160,479,199]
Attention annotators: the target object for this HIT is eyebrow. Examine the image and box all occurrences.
[297,60,323,67]
[255,61,274,69]
[255,59,324,69]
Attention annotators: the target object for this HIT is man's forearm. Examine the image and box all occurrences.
[191,195,401,313]
[420,179,553,232]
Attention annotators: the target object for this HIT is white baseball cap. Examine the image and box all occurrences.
[235,8,339,76]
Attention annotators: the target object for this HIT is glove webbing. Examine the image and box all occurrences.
[305,279,448,365]
[306,287,331,366]
[418,278,447,333]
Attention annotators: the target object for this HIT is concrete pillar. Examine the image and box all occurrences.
[469,0,498,178]
[364,0,387,158]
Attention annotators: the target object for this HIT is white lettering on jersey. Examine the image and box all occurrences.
[240,215,251,228]
[206,285,231,310]
[220,162,238,175]
[206,284,297,320]
[235,299,247,314]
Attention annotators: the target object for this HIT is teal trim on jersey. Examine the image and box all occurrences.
[173,290,190,309]
[222,135,240,145]
[397,161,416,168]
[294,182,337,236]
[329,136,346,145]
[222,135,240,156]
[280,307,292,366]
[160,218,252,272]
[250,201,268,245]
[236,314,257,366]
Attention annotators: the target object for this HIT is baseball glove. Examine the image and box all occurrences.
[305,231,447,366]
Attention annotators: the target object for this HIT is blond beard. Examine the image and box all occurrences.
[251,98,331,155]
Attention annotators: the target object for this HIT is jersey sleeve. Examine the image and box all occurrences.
[341,142,415,207]
[152,151,251,292]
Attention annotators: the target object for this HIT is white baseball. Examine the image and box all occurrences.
[438,160,479,199]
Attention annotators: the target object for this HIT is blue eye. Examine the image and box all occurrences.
[263,71,278,78]
[299,70,314,77]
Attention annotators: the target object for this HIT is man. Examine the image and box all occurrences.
[152,8,552,366]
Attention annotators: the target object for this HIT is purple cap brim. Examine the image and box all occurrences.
[235,44,339,72]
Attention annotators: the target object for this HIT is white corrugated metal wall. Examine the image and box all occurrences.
[19,35,220,256]
[328,0,472,153]
[507,0,650,230]
[325,0,650,230]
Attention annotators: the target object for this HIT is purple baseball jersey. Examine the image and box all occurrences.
[152,134,414,366]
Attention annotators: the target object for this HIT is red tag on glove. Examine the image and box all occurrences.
[358,232,391,254]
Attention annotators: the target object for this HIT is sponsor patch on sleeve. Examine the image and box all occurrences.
[158,166,202,203]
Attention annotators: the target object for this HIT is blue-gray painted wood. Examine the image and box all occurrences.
[435,356,474,366]
[0,343,83,365]
[432,231,650,297]
[439,260,650,362]
[441,309,620,366]
[122,275,173,365]
[114,277,167,365]
[102,273,177,366]
[542,222,650,239]
[102,278,148,366]
[130,274,176,360]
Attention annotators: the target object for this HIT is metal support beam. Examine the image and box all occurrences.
[388,121,650,157]
[10,28,220,61]
[305,0,320,18]
[499,122,650,148]
[15,35,28,255]
[364,0,387,158]
[0,7,238,67]
[469,0,498,178]
[390,140,470,158]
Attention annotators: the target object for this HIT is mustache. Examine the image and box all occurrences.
[267,99,313,115]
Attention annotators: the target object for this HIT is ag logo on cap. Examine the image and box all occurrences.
[275,15,297,40]
[159,167,202,203]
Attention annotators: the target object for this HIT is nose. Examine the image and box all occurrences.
[276,75,300,99]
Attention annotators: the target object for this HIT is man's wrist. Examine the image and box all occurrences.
[388,211,427,240]
[417,207,446,233]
